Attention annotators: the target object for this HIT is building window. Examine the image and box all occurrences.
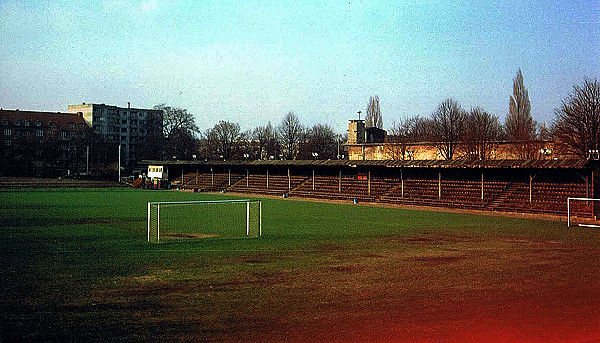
[4,129,11,136]
[37,130,43,137]
[1,119,8,125]
[24,120,30,126]
[49,121,55,128]
[36,121,41,126]
[60,132,67,140]
[14,120,20,126]
[69,123,75,128]
[5,140,11,146]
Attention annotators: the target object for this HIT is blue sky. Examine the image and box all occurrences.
[1,0,598,133]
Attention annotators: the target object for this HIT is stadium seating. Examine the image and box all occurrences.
[228,174,308,196]
[177,172,242,191]
[289,176,398,202]
[171,170,593,217]
[0,177,120,188]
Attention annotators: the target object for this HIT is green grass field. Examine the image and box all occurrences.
[1,188,599,342]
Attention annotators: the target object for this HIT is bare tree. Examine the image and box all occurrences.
[385,118,412,160]
[537,122,552,141]
[153,104,199,159]
[154,104,199,138]
[505,69,537,158]
[365,95,383,129]
[408,116,435,142]
[384,116,436,159]
[462,107,502,159]
[278,112,303,160]
[166,127,199,160]
[432,99,466,160]
[552,78,600,159]
[252,121,280,160]
[200,121,242,160]
[299,123,337,159]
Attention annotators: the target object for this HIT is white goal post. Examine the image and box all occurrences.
[567,197,599,227]
[147,199,262,242]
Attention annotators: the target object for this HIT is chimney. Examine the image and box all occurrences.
[127,102,131,110]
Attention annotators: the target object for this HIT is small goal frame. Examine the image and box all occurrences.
[147,199,262,242]
[567,197,599,227]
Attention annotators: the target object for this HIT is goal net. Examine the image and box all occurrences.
[567,197,599,227]
[147,199,262,242]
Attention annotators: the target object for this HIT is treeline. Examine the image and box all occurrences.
[387,70,547,160]
[387,71,599,160]
[155,109,344,161]
[154,71,599,161]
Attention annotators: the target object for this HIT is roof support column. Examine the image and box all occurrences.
[339,169,342,193]
[228,168,231,186]
[246,169,249,187]
[211,167,214,187]
[196,168,198,186]
[592,171,596,219]
[481,172,484,200]
[438,170,441,199]
[529,172,533,203]
[368,169,371,196]
[401,169,404,198]
[288,167,291,192]
[585,173,589,198]
[312,169,315,191]
[266,169,269,189]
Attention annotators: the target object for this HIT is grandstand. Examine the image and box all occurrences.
[0,177,121,188]
[143,159,599,218]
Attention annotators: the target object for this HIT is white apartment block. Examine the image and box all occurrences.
[67,102,162,168]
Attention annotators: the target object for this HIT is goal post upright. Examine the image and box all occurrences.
[259,200,262,237]
[246,201,250,236]
[157,203,160,243]
[568,197,571,227]
[147,202,151,242]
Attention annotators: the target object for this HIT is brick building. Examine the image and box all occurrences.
[1,109,90,177]
[346,119,559,161]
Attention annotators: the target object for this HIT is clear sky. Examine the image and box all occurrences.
[1,0,598,134]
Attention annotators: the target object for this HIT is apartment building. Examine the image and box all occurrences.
[67,103,163,169]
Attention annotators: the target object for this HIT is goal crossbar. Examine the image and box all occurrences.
[147,199,257,206]
[567,197,600,227]
[147,199,262,242]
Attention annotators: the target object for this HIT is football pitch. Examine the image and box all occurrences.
[1,188,599,342]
